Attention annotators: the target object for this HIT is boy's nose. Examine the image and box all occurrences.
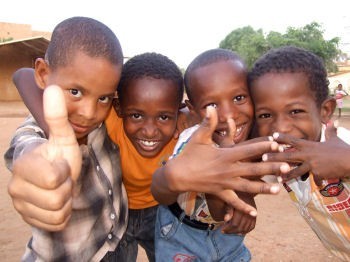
[142,120,158,137]
[79,100,97,120]
[273,116,292,134]
[218,104,236,123]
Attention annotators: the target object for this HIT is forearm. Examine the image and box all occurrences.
[151,165,180,205]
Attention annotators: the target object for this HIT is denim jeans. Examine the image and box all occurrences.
[103,205,158,262]
[155,205,251,262]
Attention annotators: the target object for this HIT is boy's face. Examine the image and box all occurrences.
[251,72,327,141]
[118,77,179,158]
[187,60,253,146]
[37,51,121,144]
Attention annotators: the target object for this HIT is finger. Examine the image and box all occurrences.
[8,171,73,211]
[43,85,81,181]
[224,206,234,222]
[262,151,304,165]
[282,163,310,181]
[238,136,273,147]
[325,120,338,141]
[189,106,218,145]
[222,211,244,234]
[220,118,236,148]
[227,140,283,162]
[23,216,71,232]
[229,162,290,181]
[227,177,281,195]
[17,200,72,232]
[217,189,257,217]
[12,154,71,190]
[274,132,305,149]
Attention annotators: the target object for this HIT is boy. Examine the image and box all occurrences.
[105,52,184,261]
[11,53,184,261]
[248,46,350,261]
[4,17,128,261]
[154,48,256,261]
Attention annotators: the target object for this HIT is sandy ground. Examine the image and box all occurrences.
[0,102,347,261]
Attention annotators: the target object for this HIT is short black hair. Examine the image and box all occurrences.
[248,46,329,107]
[46,16,123,70]
[184,48,246,102]
[117,52,184,105]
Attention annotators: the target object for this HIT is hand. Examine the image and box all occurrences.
[221,193,257,234]
[262,122,350,182]
[152,106,290,214]
[8,85,82,231]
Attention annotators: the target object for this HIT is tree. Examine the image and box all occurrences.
[219,22,341,72]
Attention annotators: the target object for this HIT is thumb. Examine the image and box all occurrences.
[219,118,236,148]
[190,106,218,145]
[43,85,82,181]
[325,120,338,141]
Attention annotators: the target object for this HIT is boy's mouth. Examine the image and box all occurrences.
[140,140,158,147]
[137,139,160,151]
[214,125,245,144]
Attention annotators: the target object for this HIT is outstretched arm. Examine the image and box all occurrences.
[7,85,81,231]
[12,68,47,134]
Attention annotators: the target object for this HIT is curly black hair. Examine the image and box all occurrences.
[184,48,246,102]
[117,52,184,105]
[248,46,329,107]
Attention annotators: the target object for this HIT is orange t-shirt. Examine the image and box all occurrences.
[105,109,177,209]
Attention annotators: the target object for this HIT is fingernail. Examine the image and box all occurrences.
[268,136,273,141]
[273,132,279,139]
[277,176,283,183]
[270,184,280,194]
[249,210,257,217]
[262,154,267,161]
[280,163,290,173]
[278,145,284,152]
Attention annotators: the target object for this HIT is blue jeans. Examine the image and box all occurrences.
[155,205,251,262]
[111,205,158,262]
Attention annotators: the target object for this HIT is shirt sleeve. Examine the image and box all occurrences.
[4,116,46,171]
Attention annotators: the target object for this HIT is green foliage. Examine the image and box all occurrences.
[0,37,14,43]
[219,22,341,72]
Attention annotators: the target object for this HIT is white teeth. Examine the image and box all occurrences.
[141,140,157,146]
[219,131,227,136]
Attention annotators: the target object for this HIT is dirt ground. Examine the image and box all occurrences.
[0,102,347,262]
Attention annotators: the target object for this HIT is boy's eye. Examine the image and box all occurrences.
[99,96,111,104]
[258,113,271,119]
[233,95,245,103]
[131,113,142,120]
[291,109,304,115]
[205,104,217,109]
[69,89,82,98]
[159,115,170,121]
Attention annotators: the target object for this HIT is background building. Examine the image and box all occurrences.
[0,22,50,101]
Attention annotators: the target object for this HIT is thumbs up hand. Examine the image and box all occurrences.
[42,85,82,182]
[8,85,82,231]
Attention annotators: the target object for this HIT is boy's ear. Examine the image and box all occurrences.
[34,58,50,90]
[320,97,336,123]
[113,97,123,117]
